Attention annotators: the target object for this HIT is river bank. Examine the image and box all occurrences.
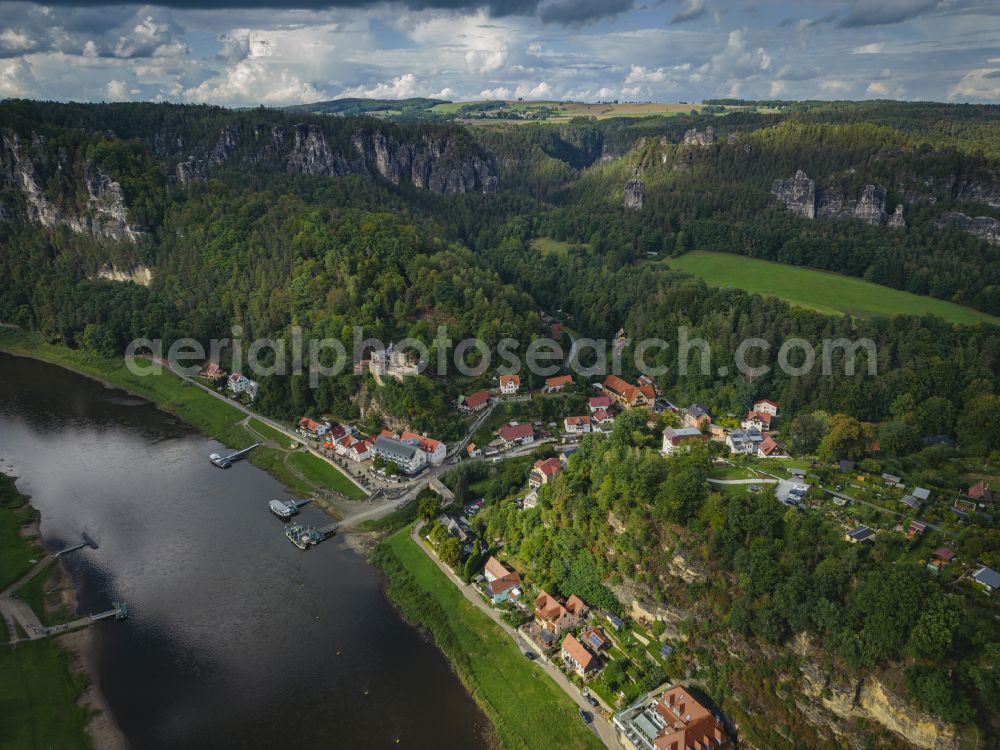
[0,327,363,505]
[0,472,113,749]
[371,525,605,750]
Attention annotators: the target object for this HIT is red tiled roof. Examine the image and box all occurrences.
[467,390,490,408]
[746,410,774,426]
[497,422,534,442]
[533,458,562,477]
[561,634,597,671]
[546,374,573,388]
[592,409,612,422]
[566,594,588,616]
[500,374,521,387]
[759,435,780,456]
[484,556,510,579]
[968,481,990,499]
[401,431,442,454]
[565,415,591,426]
[754,398,779,408]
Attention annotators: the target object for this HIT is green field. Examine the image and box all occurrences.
[248,418,295,447]
[373,527,603,750]
[285,451,365,499]
[530,237,588,256]
[668,251,1000,326]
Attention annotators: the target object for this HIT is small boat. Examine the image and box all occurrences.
[269,499,299,519]
[285,523,324,550]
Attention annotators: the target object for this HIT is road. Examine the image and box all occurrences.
[410,521,619,749]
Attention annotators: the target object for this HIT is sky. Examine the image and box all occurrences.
[1,0,999,106]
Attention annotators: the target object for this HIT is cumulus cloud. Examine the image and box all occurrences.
[185,58,327,104]
[697,29,771,82]
[866,80,905,97]
[465,44,509,75]
[105,78,129,100]
[819,78,851,93]
[113,14,189,58]
[340,72,420,98]
[948,67,1000,101]
[0,57,31,96]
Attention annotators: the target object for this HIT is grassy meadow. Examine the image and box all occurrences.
[667,251,1000,326]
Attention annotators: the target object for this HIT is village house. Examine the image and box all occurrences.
[298,417,332,439]
[908,520,927,539]
[545,374,573,392]
[369,342,419,381]
[589,396,612,413]
[335,434,373,462]
[483,556,522,604]
[534,591,588,636]
[561,634,599,677]
[499,374,521,395]
[496,422,535,448]
[202,362,226,381]
[602,375,655,409]
[522,489,539,509]
[972,566,1000,593]
[466,443,482,458]
[742,410,775,432]
[580,626,612,652]
[758,435,782,457]
[614,684,732,750]
[845,525,875,544]
[400,431,446,465]
[529,457,563,488]
[591,409,615,431]
[967,481,993,503]
[927,547,955,572]
[458,390,490,412]
[752,398,779,417]
[912,487,931,503]
[899,494,922,510]
[662,426,708,454]
[227,372,258,401]
[726,427,764,455]
[372,435,427,475]
[683,404,712,429]
[564,415,591,434]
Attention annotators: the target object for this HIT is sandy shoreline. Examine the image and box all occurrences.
[58,628,129,750]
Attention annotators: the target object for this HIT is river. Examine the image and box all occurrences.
[0,352,491,749]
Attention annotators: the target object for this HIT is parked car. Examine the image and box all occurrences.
[579,709,592,723]
[586,695,599,707]
[524,651,537,660]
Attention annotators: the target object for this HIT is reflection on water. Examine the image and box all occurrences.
[0,352,490,749]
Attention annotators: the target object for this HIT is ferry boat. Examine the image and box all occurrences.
[285,523,324,550]
[269,499,299,519]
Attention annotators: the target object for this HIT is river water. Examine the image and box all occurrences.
[0,352,490,749]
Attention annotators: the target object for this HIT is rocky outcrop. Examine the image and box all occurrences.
[95,264,153,286]
[175,158,207,185]
[772,170,901,227]
[209,125,240,166]
[287,124,356,177]
[351,127,498,194]
[771,170,816,219]
[0,130,143,242]
[887,204,905,228]
[623,178,645,209]
[795,635,960,750]
[936,211,1000,244]
[683,127,714,146]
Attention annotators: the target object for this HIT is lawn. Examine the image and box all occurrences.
[667,251,1000,326]
[0,475,41,590]
[286,451,366,499]
[0,640,93,749]
[373,527,604,750]
[248,418,294,447]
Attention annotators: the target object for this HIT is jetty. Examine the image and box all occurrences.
[90,602,129,622]
[285,521,339,550]
[209,443,259,468]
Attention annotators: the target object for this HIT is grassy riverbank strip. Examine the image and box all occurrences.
[371,526,604,750]
[0,328,364,500]
[0,474,93,749]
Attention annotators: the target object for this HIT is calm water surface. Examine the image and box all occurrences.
[0,352,490,749]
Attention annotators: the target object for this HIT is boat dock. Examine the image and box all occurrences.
[209,443,260,468]
[90,602,129,622]
[285,521,339,550]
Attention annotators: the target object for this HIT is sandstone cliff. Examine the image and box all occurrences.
[623,178,645,209]
[936,211,1000,244]
[0,129,145,242]
[771,170,902,227]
